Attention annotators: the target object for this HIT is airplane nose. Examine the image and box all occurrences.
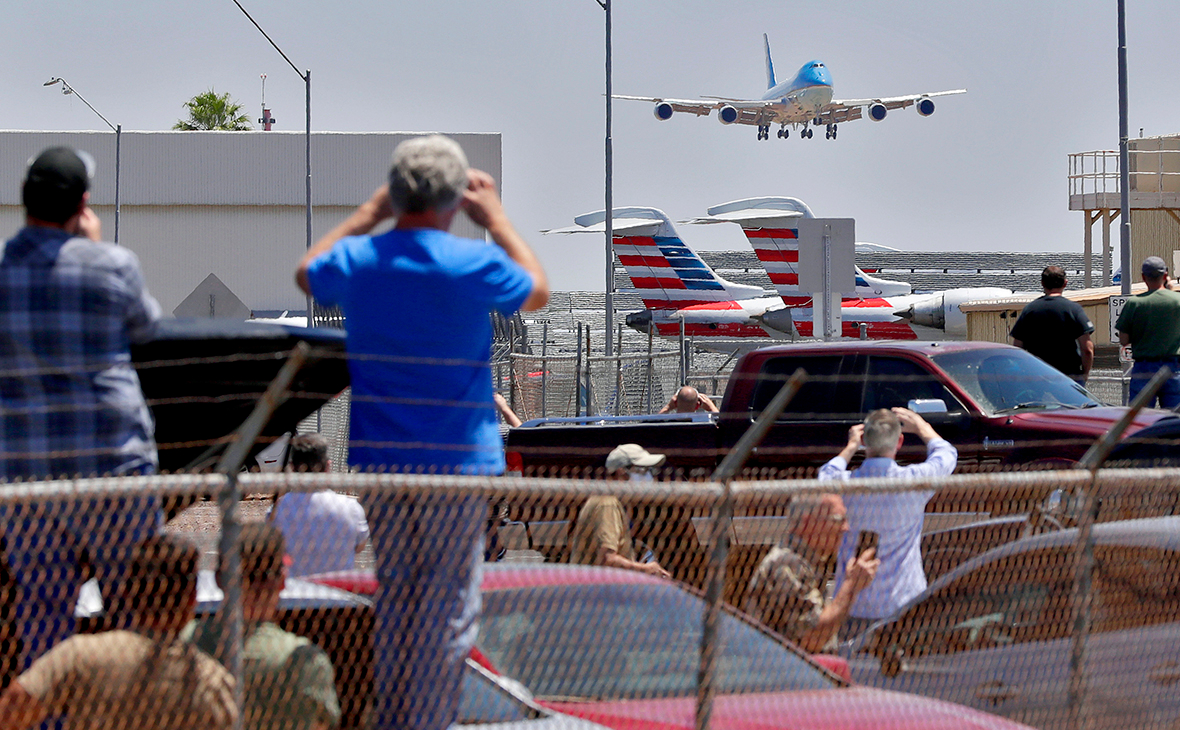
[626,310,653,333]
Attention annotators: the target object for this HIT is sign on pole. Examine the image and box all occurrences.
[1108,295,1129,344]
[798,219,855,340]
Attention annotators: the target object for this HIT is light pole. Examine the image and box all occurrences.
[595,0,614,356]
[43,78,121,244]
[1117,0,1131,296]
[232,0,313,328]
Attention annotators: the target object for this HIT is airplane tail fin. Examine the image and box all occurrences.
[764,33,776,90]
[691,197,913,304]
[693,197,813,305]
[547,208,766,310]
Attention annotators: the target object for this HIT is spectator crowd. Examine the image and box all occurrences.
[3,138,1176,730]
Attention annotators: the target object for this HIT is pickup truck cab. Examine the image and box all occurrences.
[507,340,1169,477]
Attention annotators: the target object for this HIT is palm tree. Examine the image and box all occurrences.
[173,90,253,131]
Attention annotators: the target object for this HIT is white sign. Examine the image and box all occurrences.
[797,219,856,294]
[1109,295,1129,344]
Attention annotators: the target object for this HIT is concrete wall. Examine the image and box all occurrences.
[0,130,501,315]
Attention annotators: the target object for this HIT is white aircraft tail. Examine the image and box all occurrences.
[763,33,776,90]
[546,207,766,310]
[691,197,912,304]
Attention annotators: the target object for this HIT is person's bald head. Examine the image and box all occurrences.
[674,386,700,413]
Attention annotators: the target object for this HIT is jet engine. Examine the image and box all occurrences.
[718,105,739,125]
[654,102,674,121]
[867,103,888,122]
[916,97,936,117]
[893,287,1013,338]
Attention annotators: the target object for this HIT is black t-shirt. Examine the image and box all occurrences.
[1009,294,1095,375]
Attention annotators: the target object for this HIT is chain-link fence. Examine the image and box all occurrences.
[0,470,1177,729]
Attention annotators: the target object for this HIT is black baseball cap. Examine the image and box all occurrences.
[22,147,95,223]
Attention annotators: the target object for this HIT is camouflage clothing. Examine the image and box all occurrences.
[743,539,835,651]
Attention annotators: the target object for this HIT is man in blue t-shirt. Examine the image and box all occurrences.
[295,135,548,730]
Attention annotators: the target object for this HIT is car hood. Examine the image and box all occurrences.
[543,687,1033,730]
[1007,406,1169,434]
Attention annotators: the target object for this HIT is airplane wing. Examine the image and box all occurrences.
[613,95,795,126]
[825,89,966,121]
[612,95,719,118]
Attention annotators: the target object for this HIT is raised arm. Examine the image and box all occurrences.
[461,170,549,311]
[296,185,395,295]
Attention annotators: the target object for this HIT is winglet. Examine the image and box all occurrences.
[763,33,776,90]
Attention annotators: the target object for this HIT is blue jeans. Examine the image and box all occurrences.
[1129,359,1180,409]
[0,494,161,668]
[362,491,484,730]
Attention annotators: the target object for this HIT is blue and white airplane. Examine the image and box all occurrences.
[615,34,965,141]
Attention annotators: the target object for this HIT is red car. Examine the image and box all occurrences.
[309,564,1035,730]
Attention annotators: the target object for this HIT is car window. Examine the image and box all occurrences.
[750,355,861,420]
[872,547,1072,658]
[479,583,837,700]
[863,356,964,414]
[1093,546,1180,633]
[930,348,1100,414]
[456,662,543,724]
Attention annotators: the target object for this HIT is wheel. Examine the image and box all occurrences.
[832,131,837,139]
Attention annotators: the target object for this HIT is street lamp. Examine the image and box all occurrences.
[231,0,313,329]
[43,77,121,244]
[595,0,614,356]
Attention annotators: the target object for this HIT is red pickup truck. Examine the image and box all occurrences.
[506,340,1168,477]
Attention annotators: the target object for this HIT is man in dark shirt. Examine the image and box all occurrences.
[1010,265,1095,384]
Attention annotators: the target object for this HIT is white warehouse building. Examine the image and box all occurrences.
[0,130,501,317]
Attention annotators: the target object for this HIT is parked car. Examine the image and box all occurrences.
[507,341,1170,478]
[308,564,1036,730]
[840,516,1180,730]
[77,569,609,730]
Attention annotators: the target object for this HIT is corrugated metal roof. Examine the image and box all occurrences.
[0,130,501,206]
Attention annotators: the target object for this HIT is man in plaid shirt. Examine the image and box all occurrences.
[0,147,162,674]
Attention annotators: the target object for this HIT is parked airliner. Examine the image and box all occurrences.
[547,203,1009,345]
[615,34,965,141]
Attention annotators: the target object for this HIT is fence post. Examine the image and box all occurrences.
[615,323,623,415]
[585,326,594,416]
[575,322,583,418]
[679,318,686,386]
[508,321,518,414]
[696,369,808,730]
[541,321,549,418]
[215,341,312,728]
[646,324,654,413]
[1066,474,1100,730]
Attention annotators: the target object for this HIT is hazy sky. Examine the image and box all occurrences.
[3,1,1178,291]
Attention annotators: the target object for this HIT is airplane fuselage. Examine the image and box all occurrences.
[762,60,834,118]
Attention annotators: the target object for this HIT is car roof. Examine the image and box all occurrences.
[481,563,671,592]
[743,339,1011,358]
[933,516,1180,591]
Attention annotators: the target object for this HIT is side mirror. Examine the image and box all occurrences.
[907,398,948,414]
[809,654,852,682]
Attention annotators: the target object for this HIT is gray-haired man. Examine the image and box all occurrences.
[295,135,548,730]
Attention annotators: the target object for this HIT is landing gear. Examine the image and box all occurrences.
[776,125,789,139]
[757,124,770,140]
[799,127,813,139]
[825,123,838,140]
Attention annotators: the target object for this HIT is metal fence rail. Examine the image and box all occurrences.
[0,469,1177,729]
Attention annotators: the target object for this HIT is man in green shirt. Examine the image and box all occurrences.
[1115,256,1180,408]
[186,523,341,730]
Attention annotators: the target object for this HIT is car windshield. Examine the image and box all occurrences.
[479,582,837,701]
[930,348,1101,414]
